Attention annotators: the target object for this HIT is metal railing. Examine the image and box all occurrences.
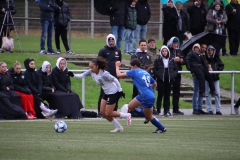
[70,70,240,115]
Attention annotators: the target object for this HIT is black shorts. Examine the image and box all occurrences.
[102,92,120,105]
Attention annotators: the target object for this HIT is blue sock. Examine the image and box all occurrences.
[151,117,164,130]
[133,107,145,117]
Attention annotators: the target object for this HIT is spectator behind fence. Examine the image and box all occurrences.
[107,0,128,49]
[167,37,185,115]
[162,0,178,45]
[186,43,216,99]
[225,0,240,56]
[8,61,36,119]
[133,0,151,52]
[187,0,207,35]
[124,0,137,55]
[37,61,82,119]
[51,57,83,118]
[153,46,178,117]
[234,97,240,114]
[206,0,228,56]
[54,0,75,55]
[24,58,58,118]
[39,0,60,55]
[205,45,224,115]
[0,0,16,53]
[0,62,27,120]
[97,34,122,117]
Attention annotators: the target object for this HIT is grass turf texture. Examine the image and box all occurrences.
[0,116,240,160]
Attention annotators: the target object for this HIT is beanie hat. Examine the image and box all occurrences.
[108,37,115,42]
[173,38,179,43]
[148,38,155,44]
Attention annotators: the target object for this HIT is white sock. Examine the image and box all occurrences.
[120,112,129,118]
[111,119,122,128]
[39,102,51,112]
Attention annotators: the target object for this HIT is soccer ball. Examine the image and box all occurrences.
[54,121,67,133]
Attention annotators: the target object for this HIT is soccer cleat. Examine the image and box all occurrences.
[152,128,167,134]
[110,127,124,133]
[126,113,132,126]
[234,106,239,115]
[144,118,149,124]
[39,50,47,54]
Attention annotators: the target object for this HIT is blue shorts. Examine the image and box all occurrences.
[135,95,155,109]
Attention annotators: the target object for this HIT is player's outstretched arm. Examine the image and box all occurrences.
[115,61,127,78]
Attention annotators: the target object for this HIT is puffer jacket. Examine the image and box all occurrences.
[55,1,70,26]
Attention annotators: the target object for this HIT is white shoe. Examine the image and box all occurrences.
[67,50,75,55]
[110,127,124,133]
[126,113,131,126]
[42,109,58,118]
[39,50,46,54]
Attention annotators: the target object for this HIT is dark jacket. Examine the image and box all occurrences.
[51,67,71,93]
[206,45,224,81]
[98,34,122,78]
[131,49,152,68]
[107,0,128,26]
[39,0,59,21]
[125,5,137,30]
[0,72,14,91]
[162,6,178,38]
[8,68,31,94]
[186,51,208,71]
[178,10,189,32]
[187,2,207,32]
[37,68,55,93]
[167,37,185,71]
[135,0,151,25]
[23,59,42,95]
[225,3,240,31]
[55,1,70,26]
[0,0,16,19]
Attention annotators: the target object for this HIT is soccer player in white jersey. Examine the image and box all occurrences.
[70,57,131,133]
[115,58,166,133]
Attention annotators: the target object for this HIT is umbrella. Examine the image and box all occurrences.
[180,32,227,56]
[94,0,132,15]
[160,0,188,4]
[208,0,230,6]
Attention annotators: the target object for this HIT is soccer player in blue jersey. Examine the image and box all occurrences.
[115,59,166,133]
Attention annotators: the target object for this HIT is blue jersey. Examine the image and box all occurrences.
[126,68,155,99]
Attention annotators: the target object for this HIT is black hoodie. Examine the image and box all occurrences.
[23,58,42,95]
[135,0,151,25]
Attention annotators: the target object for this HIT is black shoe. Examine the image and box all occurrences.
[216,111,222,115]
[144,118,149,124]
[198,109,207,114]
[97,113,103,118]
[200,93,207,97]
[207,111,213,115]
[193,109,201,115]
[222,53,229,56]
[210,91,218,96]
[152,127,166,133]
[173,110,184,115]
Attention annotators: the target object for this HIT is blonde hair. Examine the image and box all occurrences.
[13,61,21,67]
[0,62,6,66]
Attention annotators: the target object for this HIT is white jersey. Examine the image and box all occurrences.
[75,69,122,95]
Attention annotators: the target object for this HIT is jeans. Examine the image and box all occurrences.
[133,24,148,51]
[40,20,54,52]
[205,80,221,112]
[124,29,135,53]
[111,25,125,49]
[192,77,203,110]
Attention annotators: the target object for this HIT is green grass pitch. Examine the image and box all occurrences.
[0,116,240,160]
